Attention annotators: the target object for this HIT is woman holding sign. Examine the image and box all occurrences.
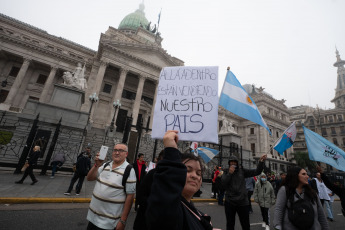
[146,130,216,230]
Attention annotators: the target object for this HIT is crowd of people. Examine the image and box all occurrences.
[13,130,345,230]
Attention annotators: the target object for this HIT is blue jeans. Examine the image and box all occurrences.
[325,200,334,219]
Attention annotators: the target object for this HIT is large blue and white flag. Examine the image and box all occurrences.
[303,126,345,172]
[193,147,219,164]
[274,122,297,155]
[219,70,271,135]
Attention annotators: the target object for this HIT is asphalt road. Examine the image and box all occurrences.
[0,201,344,230]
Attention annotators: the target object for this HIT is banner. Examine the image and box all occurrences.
[151,66,219,143]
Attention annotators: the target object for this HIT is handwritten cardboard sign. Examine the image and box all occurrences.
[151,66,219,143]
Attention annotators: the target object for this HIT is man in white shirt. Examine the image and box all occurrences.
[86,143,136,230]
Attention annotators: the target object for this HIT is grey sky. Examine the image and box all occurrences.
[1,0,344,109]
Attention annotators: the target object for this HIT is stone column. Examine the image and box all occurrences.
[149,80,158,129]
[107,67,128,125]
[131,75,146,128]
[89,61,108,119]
[4,58,31,105]
[39,66,58,103]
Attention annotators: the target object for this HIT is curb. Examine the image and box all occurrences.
[0,197,219,204]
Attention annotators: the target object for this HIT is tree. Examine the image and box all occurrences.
[293,151,317,173]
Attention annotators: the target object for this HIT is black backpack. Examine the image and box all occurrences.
[102,161,133,193]
[286,192,315,230]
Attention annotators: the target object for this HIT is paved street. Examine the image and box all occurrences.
[0,168,344,229]
[0,201,344,230]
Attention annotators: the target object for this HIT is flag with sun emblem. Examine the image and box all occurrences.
[219,70,271,135]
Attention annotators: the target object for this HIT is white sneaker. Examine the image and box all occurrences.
[64,192,71,196]
[262,223,266,228]
[265,225,270,230]
[50,176,54,179]
[76,193,80,196]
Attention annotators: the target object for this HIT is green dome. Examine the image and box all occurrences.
[118,3,149,31]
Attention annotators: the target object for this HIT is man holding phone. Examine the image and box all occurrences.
[86,143,136,230]
[222,154,267,230]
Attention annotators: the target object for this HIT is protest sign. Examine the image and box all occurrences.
[151,66,219,143]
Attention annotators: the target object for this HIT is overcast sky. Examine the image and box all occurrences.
[1,0,345,109]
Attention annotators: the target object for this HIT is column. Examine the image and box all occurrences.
[89,61,108,119]
[107,67,128,125]
[4,58,31,105]
[39,66,58,103]
[149,81,158,129]
[131,75,146,128]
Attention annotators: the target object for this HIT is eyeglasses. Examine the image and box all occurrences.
[113,149,126,153]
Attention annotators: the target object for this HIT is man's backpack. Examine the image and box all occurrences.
[102,161,133,193]
[286,192,315,230]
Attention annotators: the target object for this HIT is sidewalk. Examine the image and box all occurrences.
[0,168,216,204]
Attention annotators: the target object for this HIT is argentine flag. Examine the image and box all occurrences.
[193,147,219,164]
[219,70,271,135]
[274,122,297,155]
[304,126,345,172]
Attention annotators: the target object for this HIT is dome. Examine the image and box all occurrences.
[118,3,149,31]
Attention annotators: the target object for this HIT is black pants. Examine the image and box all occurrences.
[260,206,269,225]
[20,164,37,182]
[224,201,250,230]
[247,191,253,212]
[66,171,85,194]
[87,221,107,230]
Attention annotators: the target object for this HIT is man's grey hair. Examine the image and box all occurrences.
[115,143,128,152]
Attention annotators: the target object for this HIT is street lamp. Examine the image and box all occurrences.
[86,92,99,129]
[110,99,121,132]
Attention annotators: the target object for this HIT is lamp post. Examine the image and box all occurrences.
[79,93,98,152]
[87,92,99,128]
[110,99,121,132]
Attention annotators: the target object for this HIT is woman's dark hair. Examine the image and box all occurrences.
[181,153,205,175]
[282,166,317,203]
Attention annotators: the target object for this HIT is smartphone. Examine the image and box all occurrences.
[99,145,109,160]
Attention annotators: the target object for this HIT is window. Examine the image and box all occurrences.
[284,151,287,158]
[102,83,112,94]
[309,118,314,125]
[333,138,339,146]
[331,127,336,135]
[276,131,279,138]
[328,116,334,123]
[322,128,327,136]
[343,138,345,146]
[29,96,39,101]
[36,74,48,85]
[337,115,343,122]
[250,128,254,135]
[142,95,153,105]
[251,143,255,154]
[122,89,136,100]
[9,66,20,77]
[340,126,345,135]
[0,90,9,103]
[320,117,324,124]
[270,145,273,155]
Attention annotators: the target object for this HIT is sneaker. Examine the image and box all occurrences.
[76,193,80,196]
[64,192,71,196]
[50,176,54,179]
[30,180,38,185]
[15,181,23,184]
[265,225,270,230]
[262,223,266,228]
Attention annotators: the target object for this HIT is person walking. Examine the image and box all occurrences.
[317,166,345,218]
[253,172,276,230]
[222,154,267,230]
[325,186,335,222]
[273,166,329,230]
[86,143,136,230]
[311,172,330,206]
[50,151,65,178]
[245,177,256,214]
[133,153,146,211]
[64,147,91,196]
[15,145,40,185]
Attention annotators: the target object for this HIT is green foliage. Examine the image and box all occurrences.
[293,151,317,173]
